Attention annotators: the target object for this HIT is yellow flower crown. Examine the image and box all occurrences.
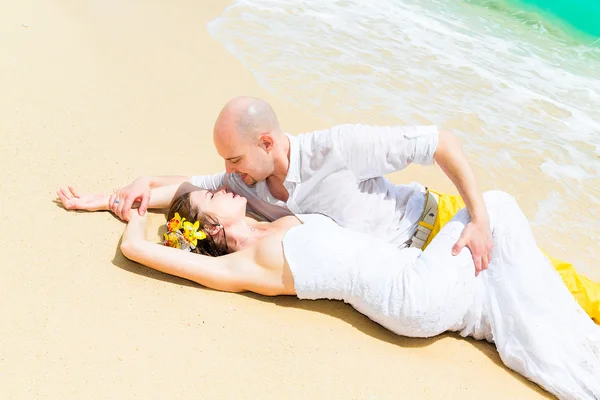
[162,212,207,251]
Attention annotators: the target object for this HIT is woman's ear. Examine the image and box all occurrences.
[206,224,223,236]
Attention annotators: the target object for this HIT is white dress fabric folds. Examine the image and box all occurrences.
[283,191,600,399]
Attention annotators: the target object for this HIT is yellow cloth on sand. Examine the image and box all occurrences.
[421,189,600,324]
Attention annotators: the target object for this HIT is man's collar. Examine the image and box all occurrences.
[284,133,301,183]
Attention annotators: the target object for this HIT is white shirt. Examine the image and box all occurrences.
[191,123,439,248]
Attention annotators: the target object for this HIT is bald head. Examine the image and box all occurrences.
[213,97,286,186]
[214,96,281,143]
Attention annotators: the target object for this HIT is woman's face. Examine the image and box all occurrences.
[188,188,247,226]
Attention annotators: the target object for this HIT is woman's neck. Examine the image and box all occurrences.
[227,218,271,251]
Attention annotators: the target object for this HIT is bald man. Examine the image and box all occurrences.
[111,95,494,274]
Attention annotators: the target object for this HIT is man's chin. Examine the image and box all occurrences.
[242,176,258,187]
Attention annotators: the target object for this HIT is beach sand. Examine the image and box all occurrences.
[0,0,558,398]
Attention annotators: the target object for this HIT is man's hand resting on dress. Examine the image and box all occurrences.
[452,219,494,276]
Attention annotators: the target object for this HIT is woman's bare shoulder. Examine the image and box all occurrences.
[225,220,298,295]
[270,215,303,229]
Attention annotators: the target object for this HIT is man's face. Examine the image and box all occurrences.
[215,133,274,187]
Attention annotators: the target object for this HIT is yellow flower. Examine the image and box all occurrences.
[183,221,207,247]
[163,231,180,249]
[167,212,185,232]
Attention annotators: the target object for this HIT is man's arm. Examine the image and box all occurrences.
[333,124,493,274]
[433,129,493,275]
[109,175,190,220]
[111,173,227,221]
[434,129,487,225]
[332,123,439,181]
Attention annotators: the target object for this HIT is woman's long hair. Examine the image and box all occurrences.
[167,192,229,257]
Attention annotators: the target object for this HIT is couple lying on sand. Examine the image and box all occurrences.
[58,97,600,399]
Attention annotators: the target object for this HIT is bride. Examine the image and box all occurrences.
[57,183,600,399]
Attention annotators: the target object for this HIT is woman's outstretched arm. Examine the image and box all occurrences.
[57,183,191,212]
[119,211,249,293]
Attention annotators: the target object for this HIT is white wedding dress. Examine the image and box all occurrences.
[283,191,600,399]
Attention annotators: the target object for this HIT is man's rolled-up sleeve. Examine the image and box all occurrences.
[334,124,439,180]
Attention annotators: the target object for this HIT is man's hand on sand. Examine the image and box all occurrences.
[109,176,151,221]
[57,186,109,212]
[452,219,494,276]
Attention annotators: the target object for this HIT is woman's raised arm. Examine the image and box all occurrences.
[119,211,248,293]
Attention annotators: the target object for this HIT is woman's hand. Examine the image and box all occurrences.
[56,186,110,212]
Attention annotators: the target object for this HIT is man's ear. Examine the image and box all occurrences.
[258,134,274,153]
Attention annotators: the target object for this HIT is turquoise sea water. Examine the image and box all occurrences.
[506,0,600,39]
[209,0,600,276]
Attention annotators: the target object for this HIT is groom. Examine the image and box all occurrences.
[112,96,493,273]
[108,96,599,322]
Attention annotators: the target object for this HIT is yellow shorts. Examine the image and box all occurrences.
[421,189,600,324]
